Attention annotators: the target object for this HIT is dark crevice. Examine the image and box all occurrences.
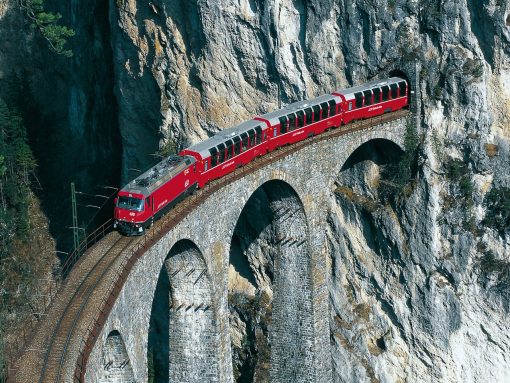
[370,276,409,344]
[465,0,495,68]
[20,0,122,254]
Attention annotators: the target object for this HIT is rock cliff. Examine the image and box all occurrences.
[108,1,510,380]
[1,0,509,381]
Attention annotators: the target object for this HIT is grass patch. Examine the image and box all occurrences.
[334,186,378,213]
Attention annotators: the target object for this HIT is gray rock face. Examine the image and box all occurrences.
[107,1,510,379]
[1,0,510,381]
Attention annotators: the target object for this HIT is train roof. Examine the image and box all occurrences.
[183,77,407,160]
[185,119,264,159]
[120,155,196,196]
[258,93,342,125]
[335,77,405,100]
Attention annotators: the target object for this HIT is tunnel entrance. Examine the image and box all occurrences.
[506,14,510,26]
[99,330,135,382]
[389,68,412,108]
[228,180,314,382]
[148,239,218,383]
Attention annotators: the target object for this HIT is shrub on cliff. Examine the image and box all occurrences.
[483,187,510,234]
[378,119,419,202]
[19,0,75,57]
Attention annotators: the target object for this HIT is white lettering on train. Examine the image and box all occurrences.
[222,160,235,169]
[292,130,304,137]
[157,199,168,209]
[368,105,383,112]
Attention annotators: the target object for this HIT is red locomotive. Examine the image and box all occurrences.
[114,77,409,235]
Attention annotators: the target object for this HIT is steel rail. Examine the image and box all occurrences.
[70,110,409,382]
[37,235,136,383]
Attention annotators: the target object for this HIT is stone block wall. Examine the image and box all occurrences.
[84,118,408,383]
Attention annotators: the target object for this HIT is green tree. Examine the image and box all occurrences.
[19,0,75,57]
[0,98,36,245]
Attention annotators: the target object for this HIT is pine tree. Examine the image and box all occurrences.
[19,0,75,57]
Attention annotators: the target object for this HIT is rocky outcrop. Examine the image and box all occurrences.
[109,2,510,380]
[1,0,510,381]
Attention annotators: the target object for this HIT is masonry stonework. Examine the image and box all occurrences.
[84,118,407,383]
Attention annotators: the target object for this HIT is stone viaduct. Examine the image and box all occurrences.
[13,64,421,383]
[91,118,408,383]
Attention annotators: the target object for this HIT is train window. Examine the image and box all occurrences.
[320,102,329,119]
[296,110,304,128]
[248,130,255,147]
[279,116,287,134]
[313,105,321,121]
[348,102,352,111]
[281,120,287,134]
[241,133,249,150]
[273,127,277,137]
[399,81,407,96]
[255,126,263,144]
[328,100,336,116]
[355,92,363,108]
[390,83,398,99]
[373,88,381,103]
[287,113,295,132]
[381,86,390,101]
[363,90,372,106]
[234,141,241,155]
[305,108,313,124]
[209,148,218,167]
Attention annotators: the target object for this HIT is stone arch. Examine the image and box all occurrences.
[147,239,218,382]
[228,179,314,382]
[330,137,405,192]
[98,330,135,383]
[341,138,405,172]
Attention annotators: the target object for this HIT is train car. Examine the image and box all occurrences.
[113,155,197,235]
[334,77,408,124]
[180,120,270,187]
[114,77,409,235]
[255,93,343,151]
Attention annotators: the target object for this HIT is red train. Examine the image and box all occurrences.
[114,77,409,235]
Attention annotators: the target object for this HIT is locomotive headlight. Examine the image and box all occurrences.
[113,221,117,228]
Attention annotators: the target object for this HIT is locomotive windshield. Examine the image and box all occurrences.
[117,196,144,211]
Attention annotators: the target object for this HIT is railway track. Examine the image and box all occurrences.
[72,109,410,381]
[11,109,409,382]
[38,235,136,383]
